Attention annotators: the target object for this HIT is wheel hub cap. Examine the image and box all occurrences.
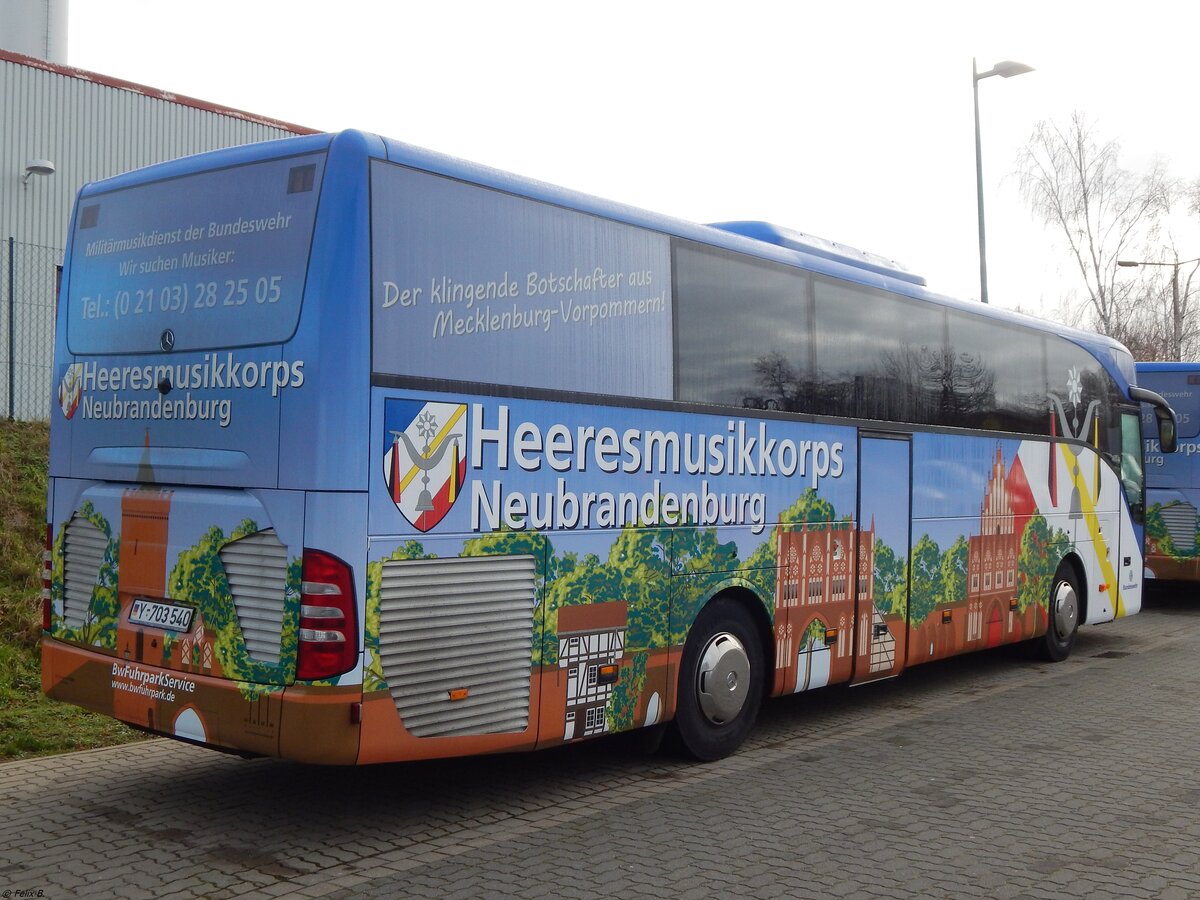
[1052,580,1078,640]
[696,632,751,725]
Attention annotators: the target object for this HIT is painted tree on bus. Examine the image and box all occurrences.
[540,527,671,666]
[881,563,909,619]
[167,518,291,695]
[1015,513,1072,613]
[53,502,121,650]
[786,489,848,531]
[872,540,905,613]
[671,524,743,646]
[1145,502,1199,560]
[907,534,943,627]
[608,526,672,651]
[939,536,969,608]
[50,504,121,652]
[608,648,649,733]
[739,534,778,607]
[168,523,237,671]
[559,522,733,731]
[904,533,980,625]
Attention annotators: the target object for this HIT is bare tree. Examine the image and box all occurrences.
[1179,257,1200,358]
[1016,113,1171,343]
[1116,244,1200,361]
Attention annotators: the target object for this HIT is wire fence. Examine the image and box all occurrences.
[1,238,61,421]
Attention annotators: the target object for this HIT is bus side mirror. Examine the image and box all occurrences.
[1131,385,1178,454]
[1157,408,1178,454]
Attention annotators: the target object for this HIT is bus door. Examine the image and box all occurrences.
[1117,406,1149,605]
[852,433,911,684]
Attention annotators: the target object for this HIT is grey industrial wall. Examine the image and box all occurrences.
[1,48,316,419]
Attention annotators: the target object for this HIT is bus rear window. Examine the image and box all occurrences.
[66,152,326,355]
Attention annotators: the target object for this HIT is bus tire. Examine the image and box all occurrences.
[671,597,764,761]
[1035,563,1081,662]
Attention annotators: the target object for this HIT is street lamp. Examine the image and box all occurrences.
[21,158,55,188]
[1117,257,1200,360]
[974,58,1033,304]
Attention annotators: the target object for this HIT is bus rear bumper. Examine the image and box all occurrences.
[41,638,362,763]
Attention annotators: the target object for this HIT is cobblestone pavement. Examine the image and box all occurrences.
[4,590,1200,900]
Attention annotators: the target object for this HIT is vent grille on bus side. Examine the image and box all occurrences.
[1160,502,1198,550]
[62,517,107,630]
[219,529,289,666]
[378,555,536,738]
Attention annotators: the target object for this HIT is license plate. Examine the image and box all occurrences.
[129,598,195,632]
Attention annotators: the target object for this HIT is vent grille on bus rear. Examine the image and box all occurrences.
[219,529,289,666]
[378,555,536,738]
[62,517,107,630]
[1160,502,1198,550]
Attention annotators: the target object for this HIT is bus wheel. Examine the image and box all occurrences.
[1036,563,1080,662]
[672,597,764,761]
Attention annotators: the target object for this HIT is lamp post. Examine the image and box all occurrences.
[973,58,1033,304]
[1118,257,1200,360]
[21,159,55,187]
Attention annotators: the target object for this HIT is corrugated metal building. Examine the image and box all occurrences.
[1,46,316,419]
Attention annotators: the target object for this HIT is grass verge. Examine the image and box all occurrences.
[0,421,145,760]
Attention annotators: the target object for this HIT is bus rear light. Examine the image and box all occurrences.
[299,628,346,643]
[42,524,52,632]
[300,581,342,597]
[296,549,357,681]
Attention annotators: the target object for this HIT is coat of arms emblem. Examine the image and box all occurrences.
[58,363,83,419]
[382,399,467,532]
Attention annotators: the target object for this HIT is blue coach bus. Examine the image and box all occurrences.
[42,130,1177,764]
[1136,362,1198,583]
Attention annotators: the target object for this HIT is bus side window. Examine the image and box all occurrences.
[1120,411,1144,520]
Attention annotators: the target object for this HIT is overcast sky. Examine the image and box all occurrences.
[68,0,1200,321]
